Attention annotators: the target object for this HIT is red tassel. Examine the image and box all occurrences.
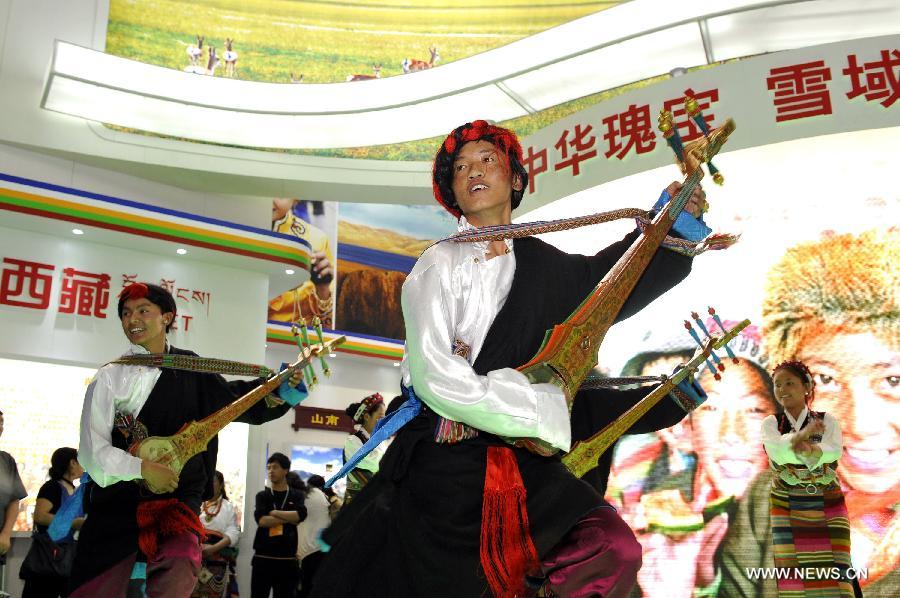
[136,499,206,559]
[480,446,540,598]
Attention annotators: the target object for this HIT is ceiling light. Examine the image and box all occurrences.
[176,248,187,255]
[285,268,295,275]
[71,228,84,235]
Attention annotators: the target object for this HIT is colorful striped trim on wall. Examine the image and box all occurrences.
[266,320,403,361]
[0,173,311,269]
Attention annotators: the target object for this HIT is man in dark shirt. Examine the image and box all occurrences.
[252,452,307,598]
[0,410,27,565]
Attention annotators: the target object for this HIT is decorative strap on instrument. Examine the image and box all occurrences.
[111,353,275,378]
[433,208,736,258]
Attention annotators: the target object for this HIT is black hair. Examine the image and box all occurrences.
[212,470,229,501]
[267,452,291,470]
[117,282,178,333]
[306,474,326,490]
[49,447,78,481]
[286,471,308,498]
[385,395,405,417]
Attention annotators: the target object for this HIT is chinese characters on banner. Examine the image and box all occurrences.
[291,405,355,433]
[0,257,213,331]
[523,47,899,196]
[526,86,719,192]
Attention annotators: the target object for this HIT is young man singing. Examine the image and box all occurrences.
[313,121,711,597]
[70,283,305,597]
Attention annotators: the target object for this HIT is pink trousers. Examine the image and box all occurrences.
[70,529,201,598]
[540,506,643,598]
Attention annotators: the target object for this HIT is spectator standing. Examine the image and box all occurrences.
[21,447,84,597]
[251,453,306,598]
[0,410,26,575]
[193,471,241,598]
[296,475,331,598]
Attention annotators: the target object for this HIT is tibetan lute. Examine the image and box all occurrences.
[508,102,735,457]
[561,319,748,477]
[130,335,345,494]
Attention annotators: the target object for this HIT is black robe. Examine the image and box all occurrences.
[313,231,692,597]
[70,346,292,589]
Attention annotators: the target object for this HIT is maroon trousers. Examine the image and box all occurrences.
[70,529,200,598]
[540,506,643,598]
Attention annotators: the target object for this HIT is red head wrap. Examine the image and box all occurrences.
[118,282,149,301]
[432,120,528,218]
[116,282,177,323]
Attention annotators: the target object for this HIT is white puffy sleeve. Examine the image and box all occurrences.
[222,500,241,547]
[343,432,384,473]
[401,252,570,452]
[78,368,145,487]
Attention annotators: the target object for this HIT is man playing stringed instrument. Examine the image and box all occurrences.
[313,120,718,597]
[69,283,307,597]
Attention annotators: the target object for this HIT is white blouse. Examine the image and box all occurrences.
[201,497,240,547]
[79,344,162,487]
[399,216,571,453]
[343,427,386,473]
[297,487,331,561]
[761,408,843,470]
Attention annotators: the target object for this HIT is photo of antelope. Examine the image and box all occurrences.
[108,0,614,160]
[184,46,219,75]
[186,34,204,66]
[401,47,440,74]
[346,65,381,82]
[223,38,238,77]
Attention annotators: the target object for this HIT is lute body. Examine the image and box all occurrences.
[130,336,345,493]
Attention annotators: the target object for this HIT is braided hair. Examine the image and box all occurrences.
[432,120,529,219]
[345,392,385,424]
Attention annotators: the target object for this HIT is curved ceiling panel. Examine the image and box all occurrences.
[41,0,900,149]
